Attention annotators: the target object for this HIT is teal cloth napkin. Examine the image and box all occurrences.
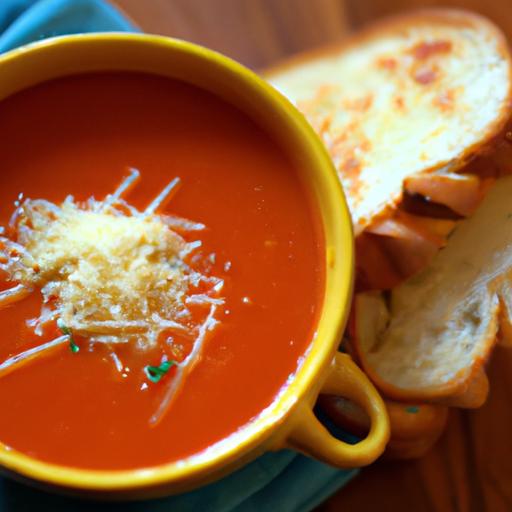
[0,1,358,510]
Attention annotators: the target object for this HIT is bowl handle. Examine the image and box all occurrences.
[285,352,390,467]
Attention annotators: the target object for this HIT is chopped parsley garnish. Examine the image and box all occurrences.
[144,360,175,383]
[56,318,79,353]
[405,406,420,414]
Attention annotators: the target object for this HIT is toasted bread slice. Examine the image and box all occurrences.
[266,9,512,235]
[353,175,512,404]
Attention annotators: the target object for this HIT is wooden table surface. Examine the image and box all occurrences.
[112,1,512,510]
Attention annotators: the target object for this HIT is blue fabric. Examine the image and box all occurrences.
[0,1,358,510]
[0,0,136,53]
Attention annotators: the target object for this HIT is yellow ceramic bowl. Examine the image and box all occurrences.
[0,33,389,499]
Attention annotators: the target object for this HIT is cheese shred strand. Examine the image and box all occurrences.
[0,284,32,309]
[0,335,68,378]
[150,304,218,426]
[144,177,181,216]
[99,167,141,213]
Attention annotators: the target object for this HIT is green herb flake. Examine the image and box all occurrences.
[405,406,420,414]
[57,318,79,353]
[144,360,176,383]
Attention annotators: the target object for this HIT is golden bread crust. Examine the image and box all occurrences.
[265,8,512,235]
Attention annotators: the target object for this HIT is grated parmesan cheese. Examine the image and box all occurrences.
[19,200,190,348]
[0,171,224,351]
[0,170,225,423]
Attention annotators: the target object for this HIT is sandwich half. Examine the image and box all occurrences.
[353,175,512,406]
[267,9,512,234]
[266,9,512,288]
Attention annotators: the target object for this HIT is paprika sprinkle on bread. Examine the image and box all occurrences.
[267,10,512,236]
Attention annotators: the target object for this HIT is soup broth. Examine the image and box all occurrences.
[0,73,324,470]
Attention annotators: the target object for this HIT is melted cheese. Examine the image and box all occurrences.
[14,199,198,348]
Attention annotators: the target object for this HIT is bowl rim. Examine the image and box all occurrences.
[0,32,354,493]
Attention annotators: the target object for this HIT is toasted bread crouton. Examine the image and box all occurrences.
[353,176,512,404]
[266,9,512,235]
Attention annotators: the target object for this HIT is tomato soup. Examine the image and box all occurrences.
[0,73,324,470]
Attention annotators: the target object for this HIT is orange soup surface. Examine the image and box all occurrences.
[0,73,324,470]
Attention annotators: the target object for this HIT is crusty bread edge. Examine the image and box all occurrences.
[319,395,449,458]
[435,367,489,408]
[351,292,498,405]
